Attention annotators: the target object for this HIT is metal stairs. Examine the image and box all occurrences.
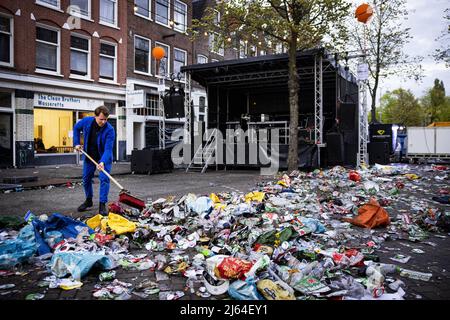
[186,129,218,173]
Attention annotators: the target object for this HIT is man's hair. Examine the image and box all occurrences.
[95,105,110,117]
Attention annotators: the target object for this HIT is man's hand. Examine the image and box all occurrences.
[74,145,82,152]
[97,162,105,171]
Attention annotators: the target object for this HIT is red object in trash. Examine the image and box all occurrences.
[215,257,253,280]
[349,171,361,182]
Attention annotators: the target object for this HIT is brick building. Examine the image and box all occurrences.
[0,0,128,167]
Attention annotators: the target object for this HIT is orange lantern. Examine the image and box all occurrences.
[152,46,165,60]
[355,3,373,24]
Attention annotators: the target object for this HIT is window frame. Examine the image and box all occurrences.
[209,32,224,56]
[134,34,152,76]
[68,0,92,20]
[35,23,61,75]
[0,13,14,67]
[173,0,187,33]
[35,0,62,11]
[197,54,207,64]
[99,0,118,28]
[155,0,170,28]
[154,41,170,78]
[239,40,247,59]
[213,9,220,24]
[99,40,117,83]
[69,32,91,79]
[173,47,187,81]
[134,0,152,21]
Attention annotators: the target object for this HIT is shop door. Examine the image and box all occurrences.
[0,113,13,168]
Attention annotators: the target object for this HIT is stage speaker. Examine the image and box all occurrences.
[131,149,173,174]
[369,123,393,154]
[163,93,185,118]
[343,131,358,167]
[339,103,357,130]
[326,132,344,165]
[368,142,390,165]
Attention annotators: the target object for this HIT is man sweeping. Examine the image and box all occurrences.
[73,106,115,216]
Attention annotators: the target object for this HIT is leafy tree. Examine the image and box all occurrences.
[434,8,450,67]
[192,0,351,171]
[378,88,424,126]
[421,79,450,123]
[349,0,423,123]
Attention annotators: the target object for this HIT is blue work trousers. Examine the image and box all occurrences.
[82,159,111,203]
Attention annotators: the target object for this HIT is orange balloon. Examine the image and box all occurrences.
[152,46,166,60]
[355,3,373,23]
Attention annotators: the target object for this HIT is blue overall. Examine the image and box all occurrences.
[73,117,115,203]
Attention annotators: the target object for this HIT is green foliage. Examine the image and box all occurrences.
[421,79,450,123]
[378,88,424,126]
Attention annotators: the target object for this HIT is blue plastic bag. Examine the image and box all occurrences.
[51,252,115,280]
[31,213,94,255]
[0,224,37,269]
[228,277,265,300]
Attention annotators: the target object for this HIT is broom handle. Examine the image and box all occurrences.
[78,148,124,191]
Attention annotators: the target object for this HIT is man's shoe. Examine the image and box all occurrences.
[78,198,93,212]
[99,202,108,216]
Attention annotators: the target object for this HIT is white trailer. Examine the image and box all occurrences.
[407,127,450,161]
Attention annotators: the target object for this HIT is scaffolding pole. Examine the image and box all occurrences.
[158,76,166,150]
[314,54,324,167]
[358,79,369,166]
[184,73,192,145]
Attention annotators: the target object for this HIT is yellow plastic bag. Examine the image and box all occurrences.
[245,191,265,203]
[106,213,136,235]
[87,213,136,235]
[86,214,103,230]
[210,193,221,203]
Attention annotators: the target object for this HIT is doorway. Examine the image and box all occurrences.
[0,112,13,168]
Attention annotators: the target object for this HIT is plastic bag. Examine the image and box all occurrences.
[87,213,136,235]
[257,279,295,300]
[228,277,265,300]
[51,251,115,280]
[215,257,254,280]
[0,224,37,269]
[343,198,390,229]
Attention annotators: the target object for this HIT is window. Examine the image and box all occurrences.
[197,54,207,64]
[99,41,116,81]
[36,25,60,73]
[0,15,13,67]
[249,45,256,57]
[36,0,60,10]
[34,108,74,154]
[0,91,12,108]
[69,0,90,19]
[70,34,90,77]
[155,0,169,26]
[275,43,283,54]
[155,42,170,77]
[213,10,220,24]
[100,0,117,26]
[174,0,187,33]
[146,93,159,116]
[199,114,204,122]
[199,96,205,113]
[134,35,151,74]
[104,102,116,115]
[209,33,224,56]
[239,40,247,59]
[173,48,186,80]
[134,0,151,19]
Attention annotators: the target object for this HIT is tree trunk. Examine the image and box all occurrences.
[287,35,299,172]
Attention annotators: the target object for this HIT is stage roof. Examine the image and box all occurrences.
[181,48,358,90]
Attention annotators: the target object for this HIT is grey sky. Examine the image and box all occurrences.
[375,0,449,102]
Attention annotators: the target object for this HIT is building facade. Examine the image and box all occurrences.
[0,0,127,167]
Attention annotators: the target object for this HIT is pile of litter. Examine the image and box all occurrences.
[1,164,449,300]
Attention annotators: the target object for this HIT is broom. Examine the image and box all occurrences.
[78,149,146,211]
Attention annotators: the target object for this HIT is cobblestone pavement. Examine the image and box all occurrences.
[0,167,449,300]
